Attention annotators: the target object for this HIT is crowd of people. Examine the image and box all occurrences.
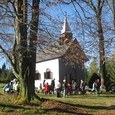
[3,78,101,97]
[40,78,97,97]
[3,78,20,95]
[40,79,55,95]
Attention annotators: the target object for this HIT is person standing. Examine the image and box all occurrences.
[51,78,55,94]
[67,82,72,95]
[43,79,46,87]
[72,80,77,94]
[92,82,95,92]
[14,81,20,95]
[44,82,50,94]
[80,80,85,94]
[56,80,61,97]
[62,79,68,97]
[94,79,101,96]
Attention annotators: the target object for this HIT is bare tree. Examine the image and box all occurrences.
[61,0,106,88]
[0,0,41,103]
[79,0,106,88]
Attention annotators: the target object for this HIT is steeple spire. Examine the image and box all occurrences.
[61,17,72,34]
[59,15,73,45]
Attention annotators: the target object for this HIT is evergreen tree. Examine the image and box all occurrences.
[87,59,99,84]
[2,63,6,70]
[84,67,89,84]
[0,68,2,78]
[106,50,115,90]
[89,59,99,75]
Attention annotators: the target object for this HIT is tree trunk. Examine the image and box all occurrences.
[13,0,41,102]
[28,0,40,101]
[96,13,106,88]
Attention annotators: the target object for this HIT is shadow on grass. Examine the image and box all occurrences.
[0,97,115,115]
[0,103,26,109]
[41,93,115,112]
[0,102,46,114]
[65,94,115,100]
[0,98,92,115]
[41,99,92,115]
[40,98,115,115]
[44,107,92,115]
[58,100,115,111]
[0,100,43,110]
[0,103,92,115]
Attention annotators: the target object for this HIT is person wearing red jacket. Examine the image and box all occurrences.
[44,83,50,94]
[67,82,72,95]
[94,79,101,96]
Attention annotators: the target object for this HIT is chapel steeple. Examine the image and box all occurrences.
[59,16,73,45]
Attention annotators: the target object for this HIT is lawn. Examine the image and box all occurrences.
[0,83,115,115]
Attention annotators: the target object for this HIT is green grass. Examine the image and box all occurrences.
[39,92,115,112]
[0,83,6,88]
[0,83,115,115]
[0,83,6,94]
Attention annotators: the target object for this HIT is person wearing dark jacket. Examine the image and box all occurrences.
[62,79,68,97]
[51,79,55,94]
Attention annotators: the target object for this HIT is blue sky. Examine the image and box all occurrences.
[0,57,10,69]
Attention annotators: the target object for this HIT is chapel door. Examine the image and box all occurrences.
[67,68,77,83]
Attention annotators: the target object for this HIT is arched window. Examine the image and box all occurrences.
[44,68,53,79]
[35,70,41,80]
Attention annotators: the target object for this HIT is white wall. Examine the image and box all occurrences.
[35,58,59,89]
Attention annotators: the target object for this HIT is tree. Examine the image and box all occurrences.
[106,50,115,90]
[2,63,6,71]
[106,61,115,91]
[86,59,99,84]
[0,0,41,103]
[14,0,41,102]
[88,59,99,75]
[64,0,106,88]
[78,0,106,89]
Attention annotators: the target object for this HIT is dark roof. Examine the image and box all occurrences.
[36,38,75,62]
[36,38,88,63]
